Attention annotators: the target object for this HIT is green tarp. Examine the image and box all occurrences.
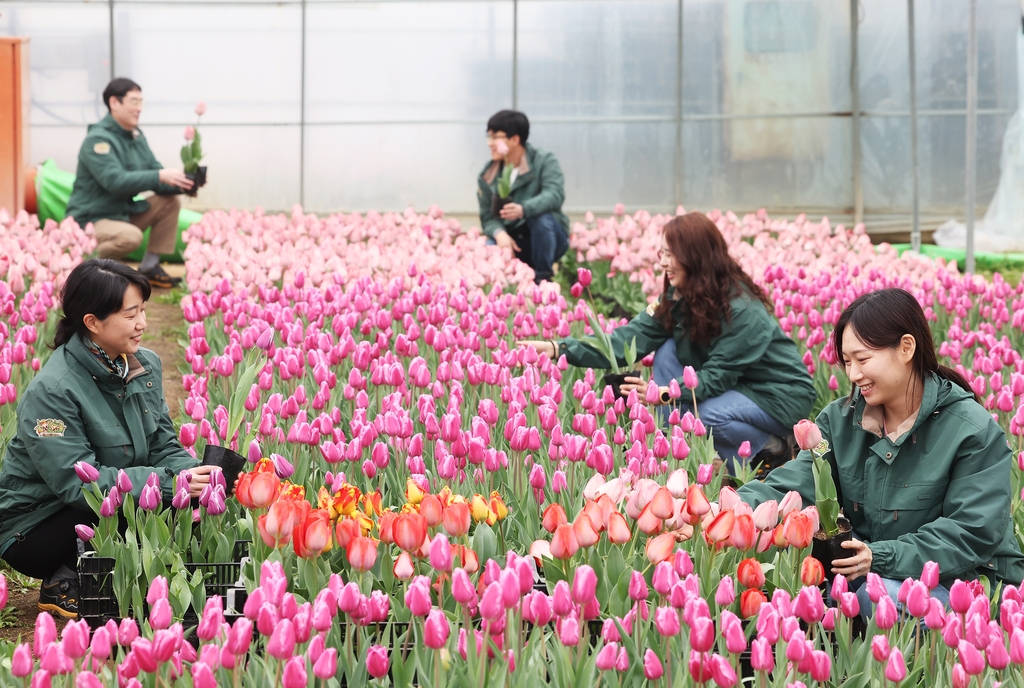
[35,159,200,264]
[890,242,1024,273]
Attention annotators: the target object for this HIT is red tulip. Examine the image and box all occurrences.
[705,509,735,544]
[781,511,814,549]
[346,536,378,572]
[293,508,333,559]
[442,503,471,537]
[551,523,579,560]
[736,558,765,590]
[685,485,711,517]
[393,512,428,552]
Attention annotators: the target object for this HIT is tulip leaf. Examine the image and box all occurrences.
[811,451,841,537]
[169,570,191,618]
[472,522,498,566]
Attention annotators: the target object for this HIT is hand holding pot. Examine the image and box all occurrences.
[831,538,873,581]
[187,464,220,497]
[516,340,557,359]
[499,202,524,221]
[494,230,521,253]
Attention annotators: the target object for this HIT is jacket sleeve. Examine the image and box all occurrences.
[520,154,566,219]
[867,419,1013,581]
[737,412,830,510]
[137,134,183,196]
[17,385,183,511]
[478,183,506,239]
[79,134,160,198]
[141,357,200,490]
[560,306,671,369]
[691,302,773,402]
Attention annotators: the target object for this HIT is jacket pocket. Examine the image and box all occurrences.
[882,482,943,534]
[86,423,132,463]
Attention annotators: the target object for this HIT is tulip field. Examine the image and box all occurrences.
[4,202,1024,688]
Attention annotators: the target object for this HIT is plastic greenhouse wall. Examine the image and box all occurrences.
[1,0,1019,219]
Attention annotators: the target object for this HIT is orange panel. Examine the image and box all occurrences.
[0,37,29,215]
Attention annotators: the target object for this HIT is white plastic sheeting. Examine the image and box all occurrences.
[2,0,1019,216]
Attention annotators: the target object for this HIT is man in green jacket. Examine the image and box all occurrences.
[478,110,570,283]
[65,78,191,288]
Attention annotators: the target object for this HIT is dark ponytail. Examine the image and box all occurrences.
[832,288,977,403]
[52,259,152,349]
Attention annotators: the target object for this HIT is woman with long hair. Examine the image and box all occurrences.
[0,259,215,619]
[521,211,816,468]
[738,288,1024,610]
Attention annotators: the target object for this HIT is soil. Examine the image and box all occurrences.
[0,285,188,641]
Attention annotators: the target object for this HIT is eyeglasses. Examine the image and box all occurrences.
[120,97,144,107]
[486,133,508,142]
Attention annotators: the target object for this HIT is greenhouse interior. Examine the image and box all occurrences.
[2,2,1024,688]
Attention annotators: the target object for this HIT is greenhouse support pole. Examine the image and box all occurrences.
[108,0,115,80]
[300,0,307,207]
[512,0,518,110]
[850,0,863,226]
[965,0,977,273]
[674,0,683,208]
[909,0,921,252]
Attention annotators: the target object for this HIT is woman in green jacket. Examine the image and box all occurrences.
[522,212,816,469]
[0,259,214,618]
[738,288,1024,610]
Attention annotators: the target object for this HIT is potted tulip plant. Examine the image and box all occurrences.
[795,419,853,580]
[570,268,640,398]
[490,138,514,218]
[181,101,208,197]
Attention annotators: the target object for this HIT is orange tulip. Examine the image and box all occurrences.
[438,486,455,507]
[393,512,428,552]
[361,490,383,517]
[293,508,333,559]
[685,485,711,518]
[739,588,768,618]
[442,503,471,538]
[393,551,415,580]
[378,511,397,544]
[279,481,307,501]
[736,558,766,590]
[772,523,788,548]
[318,483,361,520]
[346,536,378,572]
[650,487,675,520]
[452,544,480,574]
[550,523,579,560]
[800,556,825,587]
[705,509,735,544]
[607,512,632,544]
[489,492,509,521]
[237,471,281,510]
[781,511,814,549]
[729,514,757,551]
[645,532,676,565]
[420,494,443,528]
[595,495,616,529]
[636,504,663,536]
[541,504,568,534]
[335,517,361,549]
[257,497,308,548]
[573,512,600,548]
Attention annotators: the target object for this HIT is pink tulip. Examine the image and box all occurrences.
[314,648,338,679]
[281,656,307,688]
[709,653,736,687]
[424,609,450,649]
[571,565,597,606]
[715,576,735,606]
[958,639,985,675]
[682,366,698,390]
[690,616,714,653]
[195,101,207,116]
[365,645,388,678]
[793,419,822,451]
[950,580,974,614]
[750,637,774,673]
[184,126,195,142]
[643,649,664,680]
[884,649,906,683]
[267,619,296,660]
[595,642,618,671]
[74,461,99,483]
[11,642,32,677]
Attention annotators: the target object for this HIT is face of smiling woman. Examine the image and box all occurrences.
[85,284,147,358]
[659,236,686,290]
[840,325,917,411]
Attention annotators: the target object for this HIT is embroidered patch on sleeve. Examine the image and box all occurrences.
[35,419,66,437]
[93,142,111,155]
[645,299,660,316]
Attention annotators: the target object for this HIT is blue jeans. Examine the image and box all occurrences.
[848,573,950,621]
[487,212,568,283]
[652,338,789,466]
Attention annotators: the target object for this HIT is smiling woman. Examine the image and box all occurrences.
[0,260,214,620]
[738,288,1024,617]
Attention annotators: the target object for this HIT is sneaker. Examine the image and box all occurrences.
[38,579,79,619]
[138,264,182,289]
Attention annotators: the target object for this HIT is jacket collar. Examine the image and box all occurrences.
[481,143,535,185]
[97,113,140,140]
[851,373,941,463]
[66,333,149,387]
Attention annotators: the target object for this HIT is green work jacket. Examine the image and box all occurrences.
[0,334,197,553]
[477,143,570,240]
[558,288,816,429]
[65,113,182,227]
[738,374,1024,586]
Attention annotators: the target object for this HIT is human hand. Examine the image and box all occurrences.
[187,464,219,497]
[159,168,193,190]
[831,538,873,581]
[499,203,524,221]
[516,340,557,359]
[494,230,521,253]
[619,375,648,396]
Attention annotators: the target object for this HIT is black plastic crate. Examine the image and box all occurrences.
[78,541,249,628]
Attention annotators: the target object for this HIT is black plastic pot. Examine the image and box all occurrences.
[810,516,854,582]
[202,444,247,497]
[185,165,207,197]
[602,371,641,400]
[490,194,512,218]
